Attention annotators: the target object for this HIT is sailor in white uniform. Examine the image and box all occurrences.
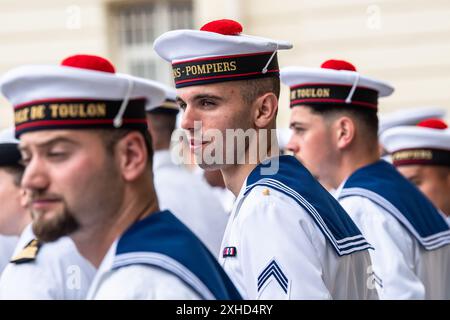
[0,128,95,299]
[87,210,241,300]
[336,182,450,299]
[154,20,377,300]
[0,225,96,299]
[378,107,446,162]
[146,86,228,256]
[220,156,376,300]
[282,60,450,299]
[378,107,446,137]
[0,54,241,300]
[381,118,450,222]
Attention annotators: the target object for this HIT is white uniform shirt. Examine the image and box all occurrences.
[153,150,228,256]
[220,182,378,300]
[335,182,450,299]
[0,224,96,299]
[87,240,201,300]
[0,235,18,275]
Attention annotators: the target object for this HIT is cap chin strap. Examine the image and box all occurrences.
[113,77,134,128]
[345,72,360,104]
[262,43,279,74]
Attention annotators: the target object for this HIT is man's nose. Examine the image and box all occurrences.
[286,135,300,154]
[21,157,49,192]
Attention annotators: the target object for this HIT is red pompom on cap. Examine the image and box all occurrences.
[200,19,243,35]
[321,59,357,72]
[61,54,116,73]
[417,118,448,130]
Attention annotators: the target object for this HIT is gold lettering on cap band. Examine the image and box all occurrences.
[15,105,48,123]
[392,150,433,161]
[176,61,237,78]
[291,88,331,100]
[172,52,279,88]
[13,98,148,138]
[15,103,107,125]
[392,148,450,167]
[15,108,30,124]
[289,84,379,109]
[49,103,106,119]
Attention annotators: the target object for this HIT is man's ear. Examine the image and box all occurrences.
[253,93,278,128]
[335,116,356,150]
[116,131,148,182]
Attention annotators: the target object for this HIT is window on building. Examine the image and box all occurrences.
[110,1,193,85]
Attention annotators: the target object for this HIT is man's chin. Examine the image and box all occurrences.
[31,213,80,243]
[32,225,67,243]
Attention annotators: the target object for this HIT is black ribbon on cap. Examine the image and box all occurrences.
[14,98,147,138]
[290,84,379,109]
[172,52,279,88]
[392,148,450,167]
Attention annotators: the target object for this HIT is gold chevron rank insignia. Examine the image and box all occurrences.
[10,239,41,264]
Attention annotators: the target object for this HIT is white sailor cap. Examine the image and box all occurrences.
[0,54,166,137]
[378,107,446,135]
[153,19,293,88]
[380,118,450,167]
[0,127,21,166]
[280,59,394,110]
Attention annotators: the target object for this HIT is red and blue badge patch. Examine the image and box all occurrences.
[222,246,237,258]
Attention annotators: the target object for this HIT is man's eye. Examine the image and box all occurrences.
[178,102,187,111]
[200,100,216,107]
[47,152,68,159]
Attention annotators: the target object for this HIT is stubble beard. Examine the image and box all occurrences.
[31,202,80,243]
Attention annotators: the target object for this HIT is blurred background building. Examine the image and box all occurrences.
[1,0,450,128]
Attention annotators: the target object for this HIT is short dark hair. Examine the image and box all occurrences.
[96,129,153,165]
[146,110,177,143]
[304,104,379,142]
[238,77,280,106]
[2,164,25,187]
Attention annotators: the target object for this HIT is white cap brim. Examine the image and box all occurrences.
[1,65,166,110]
[379,107,447,134]
[154,29,293,63]
[380,126,450,152]
[281,66,394,97]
